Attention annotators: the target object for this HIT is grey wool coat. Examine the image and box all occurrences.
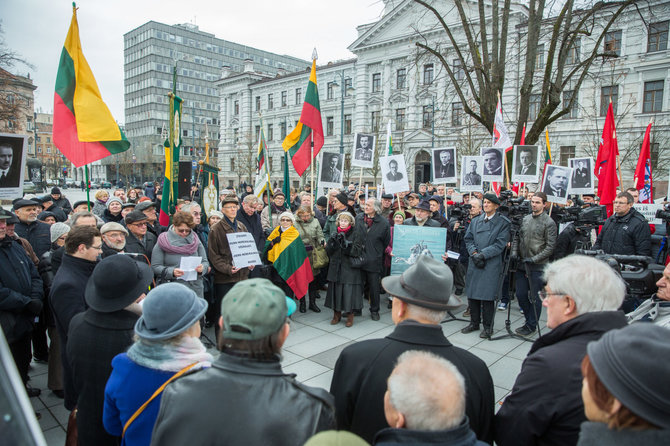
[464,213,510,301]
[151,227,209,298]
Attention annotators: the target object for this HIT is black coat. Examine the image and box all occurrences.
[495,311,628,446]
[593,208,651,256]
[49,254,98,410]
[355,214,390,273]
[52,196,73,215]
[331,321,495,444]
[0,237,43,343]
[373,418,488,446]
[124,231,157,264]
[237,208,266,254]
[101,209,124,223]
[14,220,52,257]
[67,309,138,446]
[325,226,365,285]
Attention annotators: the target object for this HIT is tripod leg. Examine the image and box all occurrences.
[524,262,542,337]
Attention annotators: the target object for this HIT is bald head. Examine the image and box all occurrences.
[384,350,466,431]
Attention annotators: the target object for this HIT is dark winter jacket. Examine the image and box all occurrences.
[373,417,489,446]
[517,211,557,265]
[124,231,157,264]
[101,209,124,223]
[237,208,265,254]
[577,421,670,446]
[325,226,364,285]
[465,213,510,301]
[593,208,651,256]
[14,219,52,257]
[67,308,139,446]
[208,217,250,284]
[0,237,43,343]
[355,213,390,273]
[52,196,73,215]
[49,253,98,410]
[495,311,628,446]
[403,216,441,227]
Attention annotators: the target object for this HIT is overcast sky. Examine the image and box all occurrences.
[2,0,386,123]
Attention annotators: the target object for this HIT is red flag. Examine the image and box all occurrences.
[634,122,653,204]
[492,97,511,195]
[511,124,527,194]
[595,102,619,215]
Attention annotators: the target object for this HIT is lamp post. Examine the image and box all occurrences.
[332,69,354,156]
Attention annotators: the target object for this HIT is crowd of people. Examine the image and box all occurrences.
[1,178,669,445]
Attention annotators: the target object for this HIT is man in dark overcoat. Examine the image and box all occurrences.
[330,256,494,444]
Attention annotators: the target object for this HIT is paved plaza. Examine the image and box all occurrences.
[31,289,543,445]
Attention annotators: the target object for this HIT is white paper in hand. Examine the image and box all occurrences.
[178,256,201,281]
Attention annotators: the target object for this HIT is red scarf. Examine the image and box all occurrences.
[336,225,353,234]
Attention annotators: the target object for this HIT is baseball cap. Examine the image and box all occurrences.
[221,278,296,340]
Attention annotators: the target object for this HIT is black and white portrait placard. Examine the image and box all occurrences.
[568,157,594,194]
[460,156,484,192]
[541,164,573,204]
[380,154,409,195]
[511,145,541,184]
[431,147,457,184]
[0,133,28,199]
[318,151,344,189]
[351,133,375,169]
[480,146,504,183]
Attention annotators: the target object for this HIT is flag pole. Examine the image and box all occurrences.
[84,164,91,210]
[310,139,314,206]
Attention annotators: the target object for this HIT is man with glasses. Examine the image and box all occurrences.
[123,210,156,263]
[496,255,627,446]
[49,225,102,410]
[593,191,651,256]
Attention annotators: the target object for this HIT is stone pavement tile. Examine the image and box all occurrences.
[281,350,304,367]
[331,318,393,340]
[303,370,334,391]
[445,331,484,349]
[37,408,59,431]
[28,371,48,390]
[42,426,66,445]
[494,385,512,406]
[291,310,334,326]
[441,320,471,338]
[488,356,523,391]
[283,326,330,348]
[30,395,45,412]
[283,358,330,382]
[308,342,354,369]
[356,325,395,341]
[287,319,308,332]
[41,391,66,409]
[476,335,527,356]
[46,403,70,428]
[286,332,351,358]
[467,346,504,367]
[507,340,533,361]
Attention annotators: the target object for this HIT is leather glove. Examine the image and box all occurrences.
[25,299,43,316]
[267,237,280,248]
[472,253,486,269]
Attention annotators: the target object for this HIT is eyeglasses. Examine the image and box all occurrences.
[91,244,103,251]
[175,227,192,234]
[280,218,292,222]
[539,290,567,301]
[131,222,147,227]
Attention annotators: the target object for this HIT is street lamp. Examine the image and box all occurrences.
[332,70,355,156]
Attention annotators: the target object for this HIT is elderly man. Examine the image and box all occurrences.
[100,222,128,257]
[627,262,670,327]
[236,194,265,257]
[404,200,440,227]
[13,199,52,258]
[261,191,288,234]
[135,201,164,237]
[151,279,335,445]
[461,193,510,338]
[495,255,628,446]
[593,191,651,256]
[375,350,487,445]
[123,210,156,263]
[331,256,494,444]
[39,195,67,222]
[356,198,390,321]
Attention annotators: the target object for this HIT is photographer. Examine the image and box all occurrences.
[513,192,557,336]
[627,262,670,328]
[593,192,651,257]
[449,198,481,295]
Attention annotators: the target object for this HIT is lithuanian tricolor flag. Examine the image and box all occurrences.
[265,226,313,299]
[282,56,323,176]
[53,4,129,168]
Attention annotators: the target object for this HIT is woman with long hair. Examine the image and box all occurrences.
[93,190,109,217]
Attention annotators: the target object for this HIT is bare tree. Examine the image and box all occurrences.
[412,0,636,145]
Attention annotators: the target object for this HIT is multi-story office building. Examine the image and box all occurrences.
[118,21,308,184]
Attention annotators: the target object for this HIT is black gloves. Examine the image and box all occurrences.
[25,299,43,316]
[267,237,280,249]
[472,253,486,269]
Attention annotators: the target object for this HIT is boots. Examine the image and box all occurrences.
[345,312,354,327]
[309,293,321,312]
[330,311,342,325]
[299,298,306,313]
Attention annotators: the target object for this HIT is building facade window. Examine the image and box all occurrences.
[396,68,406,89]
[566,39,580,65]
[643,80,664,113]
[267,124,273,141]
[255,96,261,111]
[255,125,260,139]
[601,85,618,116]
[648,21,668,52]
[344,78,352,96]
[395,108,405,131]
[651,142,660,168]
[326,116,334,136]
[604,30,622,56]
[529,94,541,121]
[372,73,381,93]
[230,158,235,171]
[422,105,433,129]
[452,102,464,126]
[234,100,239,115]
[423,63,434,85]
[280,122,287,139]
[295,88,302,104]
[559,146,575,166]
[268,93,273,110]
[281,91,287,107]
[563,90,578,119]
[371,110,381,131]
[344,114,352,134]
[327,82,335,100]
[453,59,465,80]
[535,44,545,70]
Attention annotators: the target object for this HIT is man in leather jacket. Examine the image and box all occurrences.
[593,191,651,256]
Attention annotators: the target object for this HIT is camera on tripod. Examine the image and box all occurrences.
[655,203,670,223]
[498,190,529,226]
[555,203,607,229]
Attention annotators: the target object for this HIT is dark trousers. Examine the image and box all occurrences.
[515,268,544,329]
[362,270,381,313]
[500,273,511,304]
[9,335,32,384]
[213,282,236,339]
[31,313,49,359]
[468,298,495,328]
[450,261,466,292]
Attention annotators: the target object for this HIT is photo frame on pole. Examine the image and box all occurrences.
[568,157,594,194]
[431,147,457,184]
[0,133,29,199]
[541,164,572,204]
[511,145,541,184]
[318,151,344,189]
[480,147,504,183]
[351,132,375,169]
[460,156,484,192]
[380,154,409,195]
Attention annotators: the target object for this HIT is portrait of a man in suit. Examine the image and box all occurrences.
[482,148,503,176]
[386,159,404,182]
[355,134,373,162]
[572,159,591,188]
[0,143,20,188]
[543,166,569,198]
[463,160,482,186]
[321,153,342,183]
[435,149,455,179]
[515,147,537,176]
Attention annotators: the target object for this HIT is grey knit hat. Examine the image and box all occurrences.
[106,197,123,209]
[50,222,71,243]
[586,323,670,429]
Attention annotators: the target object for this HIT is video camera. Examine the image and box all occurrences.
[498,190,529,227]
[655,203,670,223]
[555,203,607,229]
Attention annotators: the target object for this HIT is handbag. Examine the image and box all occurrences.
[350,255,366,268]
[122,362,198,438]
[311,245,329,269]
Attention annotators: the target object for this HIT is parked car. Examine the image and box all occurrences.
[101,181,112,189]
[22,181,38,194]
[89,181,101,189]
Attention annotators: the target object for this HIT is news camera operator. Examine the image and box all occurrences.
[448,198,482,295]
[511,192,557,336]
[593,192,651,257]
